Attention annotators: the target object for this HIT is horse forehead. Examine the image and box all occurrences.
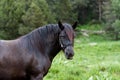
[65,27,74,41]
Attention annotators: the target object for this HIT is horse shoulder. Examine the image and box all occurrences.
[27,53,52,77]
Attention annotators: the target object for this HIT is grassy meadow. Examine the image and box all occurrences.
[44,25,120,80]
[44,40,120,80]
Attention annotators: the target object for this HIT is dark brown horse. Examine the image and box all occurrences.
[0,21,77,80]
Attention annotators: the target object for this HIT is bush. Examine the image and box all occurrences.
[0,0,55,39]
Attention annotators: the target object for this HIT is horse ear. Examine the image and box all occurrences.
[58,21,64,30]
[72,22,78,29]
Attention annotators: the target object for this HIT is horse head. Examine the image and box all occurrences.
[58,21,77,59]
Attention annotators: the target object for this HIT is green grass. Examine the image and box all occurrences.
[44,40,120,80]
[76,35,108,43]
[76,24,102,30]
[75,24,108,43]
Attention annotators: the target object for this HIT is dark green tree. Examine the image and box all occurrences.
[103,0,120,40]
[0,0,24,39]
[111,0,120,40]
[19,0,55,35]
[0,0,55,39]
[55,0,76,23]
[34,0,55,23]
[19,2,46,35]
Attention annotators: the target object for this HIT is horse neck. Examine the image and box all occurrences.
[42,25,61,61]
[46,36,61,61]
[22,25,62,61]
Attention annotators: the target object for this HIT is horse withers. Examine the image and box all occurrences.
[0,21,77,80]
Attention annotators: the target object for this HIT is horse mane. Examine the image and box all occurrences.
[23,24,60,39]
[18,23,73,54]
[19,24,61,52]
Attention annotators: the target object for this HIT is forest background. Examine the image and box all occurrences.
[0,0,119,40]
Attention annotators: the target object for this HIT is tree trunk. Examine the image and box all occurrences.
[98,0,102,22]
[115,32,119,40]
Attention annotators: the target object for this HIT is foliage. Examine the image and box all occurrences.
[19,1,46,35]
[103,0,120,40]
[0,30,8,39]
[72,0,100,24]
[56,0,72,22]
[0,0,23,39]
[46,0,78,23]
[112,20,120,32]
[112,0,120,18]
[0,0,54,39]
[0,0,120,40]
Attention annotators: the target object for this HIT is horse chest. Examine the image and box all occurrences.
[29,54,52,77]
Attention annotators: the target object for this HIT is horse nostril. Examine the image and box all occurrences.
[66,52,74,59]
[69,53,74,57]
[65,46,74,59]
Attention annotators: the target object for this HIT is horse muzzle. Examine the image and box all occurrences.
[64,46,74,60]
